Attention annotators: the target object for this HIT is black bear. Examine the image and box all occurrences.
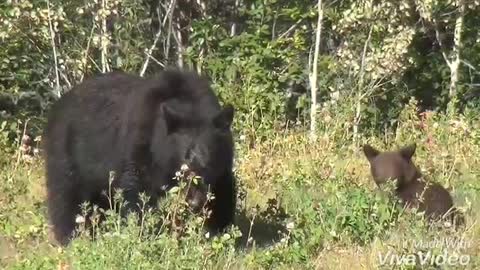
[362,143,463,226]
[44,70,236,245]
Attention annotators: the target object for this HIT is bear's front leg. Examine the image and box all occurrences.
[116,161,145,218]
[116,134,153,218]
[206,171,236,234]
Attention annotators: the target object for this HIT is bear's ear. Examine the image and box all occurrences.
[399,143,416,160]
[163,105,182,134]
[363,144,380,162]
[213,104,234,130]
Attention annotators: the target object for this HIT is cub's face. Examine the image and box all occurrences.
[362,143,420,188]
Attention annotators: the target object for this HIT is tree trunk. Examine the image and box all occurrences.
[101,0,110,73]
[353,25,373,144]
[309,0,323,141]
[447,0,465,112]
[46,0,61,97]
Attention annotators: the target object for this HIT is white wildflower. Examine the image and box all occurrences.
[75,215,85,224]
[286,222,295,230]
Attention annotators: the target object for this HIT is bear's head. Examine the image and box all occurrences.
[151,103,234,213]
[362,143,421,189]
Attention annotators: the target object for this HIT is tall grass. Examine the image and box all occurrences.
[1,100,479,269]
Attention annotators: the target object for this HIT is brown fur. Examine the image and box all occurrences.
[362,143,463,226]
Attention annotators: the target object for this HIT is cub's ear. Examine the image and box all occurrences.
[213,104,234,130]
[399,143,416,160]
[363,144,380,162]
[163,105,182,134]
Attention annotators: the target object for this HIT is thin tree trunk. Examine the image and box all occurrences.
[174,24,184,68]
[353,25,373,144]
[140,27,163,77]
[165,0,176,61]
[196,0,207,73]
[46,0,61,97]
[309,0,323,141]
[230,0,241,37]
[101,0,110,73]
[447,0,465,111]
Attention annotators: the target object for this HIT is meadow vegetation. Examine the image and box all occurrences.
[1,99,479,269]
[1,0,480,269]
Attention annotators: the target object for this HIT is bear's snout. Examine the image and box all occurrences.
[187,189,207,213]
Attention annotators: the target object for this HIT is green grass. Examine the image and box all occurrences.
[1,107,480,269]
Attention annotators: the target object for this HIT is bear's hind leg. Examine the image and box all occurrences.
[46,159,82,246]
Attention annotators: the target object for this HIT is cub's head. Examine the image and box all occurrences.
[362,143,421,189]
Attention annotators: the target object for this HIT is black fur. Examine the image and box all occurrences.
[44,70,236,245]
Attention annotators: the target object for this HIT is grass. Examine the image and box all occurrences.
[0,104,479,269]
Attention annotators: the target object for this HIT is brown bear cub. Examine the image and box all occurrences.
[362,143,463,226]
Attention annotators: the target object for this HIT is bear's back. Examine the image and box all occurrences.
[44,70,224,184]
[397,180,454,219]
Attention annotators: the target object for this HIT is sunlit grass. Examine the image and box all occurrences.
[1,104,480,269]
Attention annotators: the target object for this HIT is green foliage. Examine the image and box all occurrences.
[184,2,316,138]
[2,0,480,139]
[1,0,480,268]
[2,109,480,268]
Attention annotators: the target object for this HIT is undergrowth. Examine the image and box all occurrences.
[1,101,479,269]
